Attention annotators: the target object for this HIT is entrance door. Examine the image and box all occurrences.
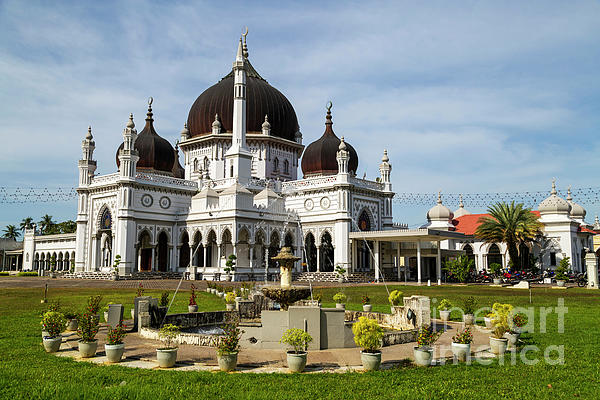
[140,249,152,272]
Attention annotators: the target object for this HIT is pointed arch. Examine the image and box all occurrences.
[157,231,169,272]
[357,208,373,232]
[320,231,334,272]
[304,232,317,272]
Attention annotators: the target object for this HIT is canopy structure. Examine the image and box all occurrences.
[349,228,467,284]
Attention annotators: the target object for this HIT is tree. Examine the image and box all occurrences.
[39,215,56,235]
[475,201,542,270]
[20,217,33,232]
[2,225,20,240]
[444,255,474,283]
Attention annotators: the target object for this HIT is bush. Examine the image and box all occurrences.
[416,325,444,348]
[135,283,144,298]
[158,324,180,349]
[452,327,473,344]
[63,309,79,320]
[41,311,66,337]
[438,299,452,311]
[512,313,528,329]
[77,312,99,342]
[102,302,114,312]
[489,263,502,277]
[491,303,513,338]
[555,257,570,281]
[225,292,236,304]
[0,271,9,276]
[463,296,476,315]
[280,328,313,354]
[352,317,383,353]
[333,292,347,304]
[218,324,244,355]
[361,294,370,305]
[443,255,474,283]
[106,324,127,345]
[17,271,38,276]
[86,295,103,315]
[388,290,403,306]
[159,292,169,307]
[189,284,197,306]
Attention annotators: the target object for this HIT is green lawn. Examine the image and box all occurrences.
[0,282,599,399]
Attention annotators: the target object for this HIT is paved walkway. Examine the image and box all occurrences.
[52,319,501,373]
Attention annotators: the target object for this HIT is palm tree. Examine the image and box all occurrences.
[2,225,20,240]
[39,215,55,235]
[20,217,33,232]
[475,201,542,270]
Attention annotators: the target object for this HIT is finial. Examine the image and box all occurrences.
[326,101,332,113]
[262,114,270,129]
[437,191,442,205]
[381,149,389,162]
[459,194,464,208]
[567,186,573,201]
[212,113,221,128]
[551,178,557,195]
[180,123,189,137]
[242,27,249,58]
[86,125,93,140]
[324,101,333,131]
[126,113,135,129]
[596,215,599,224]
[146,97,154,121]
[339,136,347,151]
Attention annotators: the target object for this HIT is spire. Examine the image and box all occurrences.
[437,191,442,205]
[145,97,154,122]
[236,37,244,62]
[459,194,464,208]
[126,113,135,129]
[567,186,573,201]
[262,114,271,135]
[551,178,557,195]
[339,136,347,151]
[180,123,190,140]
[86,126,93,140]
[595,215,600,230]
[324,101,334,135]
[242,27,249,59]
[212,114,221,135]
[381,149,389,163]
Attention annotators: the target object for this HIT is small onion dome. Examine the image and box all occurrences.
[538,180,571,215]
[301,105,358,177]
[262,114,271,130]
[427,192,454,221]
[212,114,221,129]
[566,187,586,220]
[180,123,190,138]
[86,125,93,140]
[381,149,389,163]
[126,113,135,129]
[116,102,175,174]
[187,60,300,141]
[453,194,471,218]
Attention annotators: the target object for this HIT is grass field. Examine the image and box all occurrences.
[0,281,599,399]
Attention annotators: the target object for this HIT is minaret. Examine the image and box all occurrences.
[224,32,253,181]
[118,112,139,178]
[78,126,97,187]
[379,149,392,191]
[378,149,393,228]
[180,123,190,142]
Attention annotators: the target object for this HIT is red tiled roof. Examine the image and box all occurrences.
[452,211,542,236]
[579,226,598,234]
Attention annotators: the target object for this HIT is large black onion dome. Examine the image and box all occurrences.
[187,60,300,141]
[301,106,358,177]
[116,104,175,174]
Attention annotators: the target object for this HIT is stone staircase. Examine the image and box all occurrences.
[60,271,182,281]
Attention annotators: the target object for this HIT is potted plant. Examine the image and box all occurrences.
[333,292,347,309]
[188,284,198,312]
[105,323,127,363]
[489,303,512,354]
[313,291,323,304]
[103,302,114,322]
[555,257,570,287]
[413,324,444,366]
[361,294,372,312]
[388,290,403,311]
[132,283,144,319]
[451,327,473,362]
[206,282,213,293]
[438,299,452,321]
[77,312,100,358]
[40,301,61,337]
[352,316,384,371]
[86,295,103,323]
[462,296,476,325]
[234,288,242,302]
[157,324,180,368]
[489,263,502,285]
[484,312,495,329]
[225,292,236,311]
[511,312,528,334]
[280,328,313,373]
[64,309,80,331]
[224,254,236,282]
[216,323,243,372]
[335,264,346,283]
[111,255,121,280]
[41,311,66,353]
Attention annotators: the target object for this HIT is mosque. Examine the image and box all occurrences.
[15,34,597,282]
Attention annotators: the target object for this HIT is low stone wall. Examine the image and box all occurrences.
[162,311,235,330]
[382,329,418,346]
[140,327,223,347]
[345,295,430,331]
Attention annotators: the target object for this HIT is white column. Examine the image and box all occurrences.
[249,245,254,272]
[316,246,321,272]
[203,244,208,272]
[436,242,442,285]
[417,240,422,284]
[151,246,155,271]
[374,240,380,282]
[397,243,402,281]
[217,243,222,274]
[264,248,269,281]
[137,247,141,272]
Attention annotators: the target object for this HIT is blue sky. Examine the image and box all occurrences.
[1,0,600,232]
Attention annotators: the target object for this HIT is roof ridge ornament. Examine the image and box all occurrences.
[146,97,154,121]
[126,113,135,129]
[437,191,442,205]
[381,149,389,163]
[86,125,93,140]
[242,27,249,58]
[567,186,573,201]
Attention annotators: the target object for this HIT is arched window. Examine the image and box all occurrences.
[193,158,199,171]
[464,244,475,268]
[487,244,502,269]
[273,157,279,172]
[100,208,112,231]
[304,233,317,272]
[320,232,334,272]
[283,159,289,174]
[203,157,210,171]
[358,210,372,231]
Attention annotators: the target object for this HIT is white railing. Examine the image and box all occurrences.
[91,173,119,186]
[349,176,384,191]
[280,175,384,193]
[135,173,198,189]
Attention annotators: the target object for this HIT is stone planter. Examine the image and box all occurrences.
[286,351,307,373]
[111,273,118,281]
[188,305,198,313]
[362,304,372,312]
[413,346,433,366]
[360,351,382,371]
[337,276,344,283]
[493,278,502,285]
[131,309,135,320]
[105,343,125,363]
[66,319,78,331]
[226,303,235,311]
[335,303,345,310]
[156,348,178,368]
[504,332,520,347]
[235,296,242,302]
[556,280,566,287]
[78,340,98,358]
[451,342,470,362]
[484,317,494,329]
[206,288,211,293]
[217,351,238,372]
[439,310,451,321]
[225,274,232,282]
[42,335,62,353]
[104,312,109,322]
[41,330,50,338]
[463,314,474,325]
[489,337,508,354]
